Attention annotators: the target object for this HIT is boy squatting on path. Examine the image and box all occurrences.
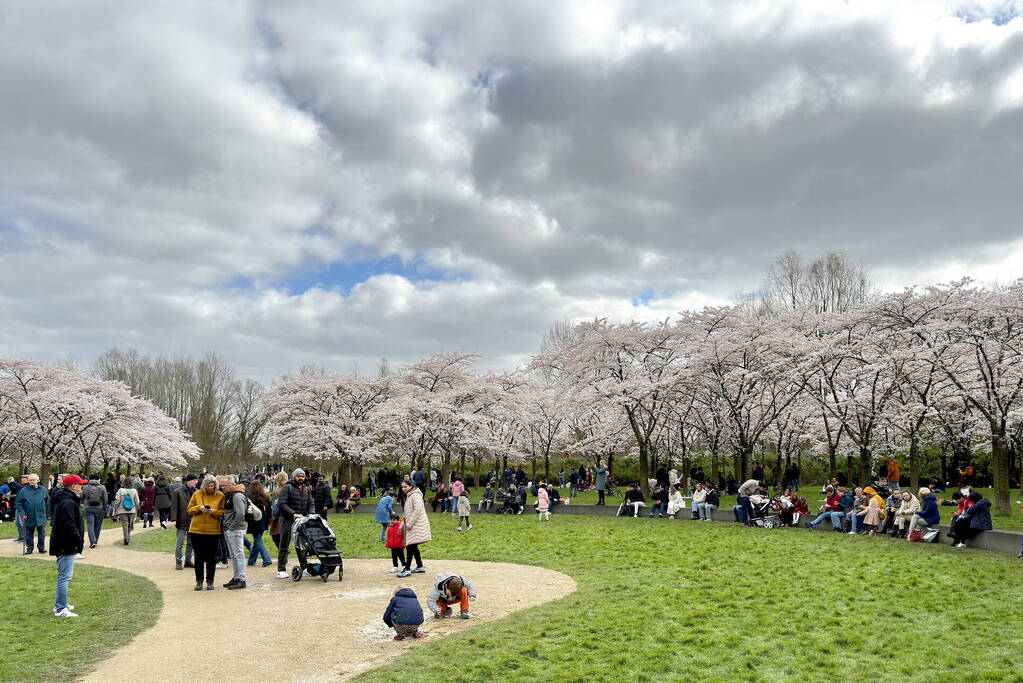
[383,586,425,640]
[428,572,476,619]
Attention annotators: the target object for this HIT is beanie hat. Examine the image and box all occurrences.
[292,468,306,478]
[184,473,198,483]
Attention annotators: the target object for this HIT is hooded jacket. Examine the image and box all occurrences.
[186,488,225,535]
[153,482,172,511]
[895,495,920,518]
[383,587,424,627]
[81,481,108,510]
[374,494,395,524]
[536,488,549,512]
[401,487,432,546]
[385,521,405,549]
[49,487,84,557]
[917,494,941,525]
[427,572,476,612]
[221,488,249,531]
[863,487,887,519]
[457,493,471,516]
[961,498,992,530]
[278,480,316,518]
[170,483,197,529]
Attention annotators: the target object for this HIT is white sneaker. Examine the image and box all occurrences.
[53,604,75,615]
[389,567,399,573]
[456,527,462,532]
[75,554,84,559]
[955,543,967,548]
[847,531,856,535]
[276,571,288,579]
[467,525,472,530]
[54,608,78,618]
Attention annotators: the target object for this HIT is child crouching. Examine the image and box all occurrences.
[428,572,476,619]
[386,513,405,573]
[383,586,424,640]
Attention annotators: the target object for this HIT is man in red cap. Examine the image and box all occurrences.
[50,474,87,617]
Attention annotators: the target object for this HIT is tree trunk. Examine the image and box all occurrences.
[859,445,872,486]
[828,445,837,480]
[544,453,550,481]
[909,435,920,490]
[846,454,855,486]
[637,441,650,495]
[711,450,720,486]
[992,427,1011,515]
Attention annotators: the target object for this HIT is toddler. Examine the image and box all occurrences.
[386,513,405,572]
[537,484,550,521]
[383,585,424,640]
[456,490,472,531]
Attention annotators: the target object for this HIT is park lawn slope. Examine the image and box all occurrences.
[0,558,161,682]
[125,512,1023,681]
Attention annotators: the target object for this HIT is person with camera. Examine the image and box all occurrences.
[186,475,225,591]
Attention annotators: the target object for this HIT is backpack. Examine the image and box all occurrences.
[121,491,135,511]
[84,485,103,507]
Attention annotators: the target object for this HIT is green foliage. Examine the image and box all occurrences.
[0,558,161,682]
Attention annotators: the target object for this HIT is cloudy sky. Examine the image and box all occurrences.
[2,0,1022,381]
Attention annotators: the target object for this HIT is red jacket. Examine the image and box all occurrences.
[385,522,405,549]
[823,493,842,511]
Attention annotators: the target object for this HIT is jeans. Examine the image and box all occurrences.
[738,496,754,525]
[54,554,75,613]
[849,512,866,533]
[84,508,104,545]
[380,522,388,541]
[175,527,193,563]
[159,509,170,524]
[25,525,45,552]
[698,503,716,520]
[224,528,247,581]
[248,531,271,566]
[789,479,800,491]
[809,510,846,530]
[650,503,665,516]
[691,500,701,516]
[15,514,25,541]
[732,505,746,523]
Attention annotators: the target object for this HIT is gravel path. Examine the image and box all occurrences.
[2,527,576,682]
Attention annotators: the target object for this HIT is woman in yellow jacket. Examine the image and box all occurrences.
[187,475,224,591]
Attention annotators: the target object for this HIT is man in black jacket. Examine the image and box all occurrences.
[50,475,86,618]
[276,468,315,578]
[170,474,197,570]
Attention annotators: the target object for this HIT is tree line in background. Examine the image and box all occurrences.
[2,252,1020,514]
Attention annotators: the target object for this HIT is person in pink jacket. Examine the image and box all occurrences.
[449,478,465,517]
[537,485,550,522]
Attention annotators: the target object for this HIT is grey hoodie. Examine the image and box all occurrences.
[221,489,248,531]
[427,572,476,613]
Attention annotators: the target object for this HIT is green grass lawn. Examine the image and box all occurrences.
[132,512,1023,681]
[0,558,161,682]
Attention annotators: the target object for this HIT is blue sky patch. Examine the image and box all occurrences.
[273,254,466,295]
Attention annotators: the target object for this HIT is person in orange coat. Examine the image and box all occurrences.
[887,458,900,485]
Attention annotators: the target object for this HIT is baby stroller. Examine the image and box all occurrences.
[291,515,343,582]
[747,496,781,529]
[501,491,522,514]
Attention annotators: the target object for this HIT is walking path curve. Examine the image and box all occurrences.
[1,528,576,682]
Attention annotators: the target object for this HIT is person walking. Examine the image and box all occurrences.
[313,474,333,518]
[375,488,395,542]
[15,474,48,555]
[81,474,108,549]
[112,478,140,545]
[219,475,249,590]
[246,479,273,568]
[397,479,432,578]
[186,475,225,591]
[139,478,156,528]
[50,475,87,618]
[268,470,289,550]
[154,476,172,529]
[170,474,197,570]
[275,469,315,579]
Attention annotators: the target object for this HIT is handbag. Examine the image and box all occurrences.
[246,499,263,521]
[907,528,924,543]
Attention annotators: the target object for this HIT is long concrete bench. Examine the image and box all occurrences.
[349,501,1023,557]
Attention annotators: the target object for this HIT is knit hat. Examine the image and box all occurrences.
[184,473,198,483]
[88,473,100,481]
[292,468,306,478]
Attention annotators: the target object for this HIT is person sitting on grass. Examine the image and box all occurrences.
[428,573,476,620]
[621,484,646,517]
[700,486,719,521]
[384,585,425,640]
[650,484,668,518]
[667,485,685,519]
[807,487,845,531]
[948,491,991,548]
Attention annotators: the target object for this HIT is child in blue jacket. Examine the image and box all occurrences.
[384,586,425,640]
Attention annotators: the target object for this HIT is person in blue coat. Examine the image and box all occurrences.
[383,586,425,640]
[908,487,941,535]
[15,474,49,554]
[375,489,395,541]
[949,491,992,548]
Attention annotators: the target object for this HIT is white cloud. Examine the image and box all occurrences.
[1,0,1022,379]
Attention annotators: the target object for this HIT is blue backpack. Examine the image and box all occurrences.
[122,492,135,511]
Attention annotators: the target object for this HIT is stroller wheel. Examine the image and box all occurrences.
[292,566,302,582]
[338,568,343,582]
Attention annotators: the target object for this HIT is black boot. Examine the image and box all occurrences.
[227,580,246,590]
[194,582,203,591]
